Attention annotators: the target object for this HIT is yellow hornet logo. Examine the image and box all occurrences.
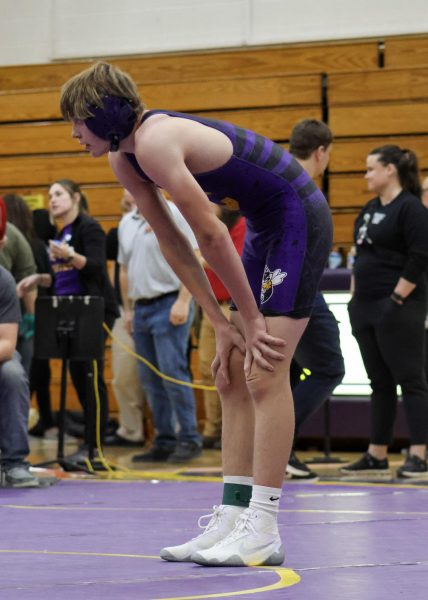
[219,197,240,212]
[261,266,287,304]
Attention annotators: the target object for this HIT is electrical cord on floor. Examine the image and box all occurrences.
[87,330,219,478]
[102,322,217,392]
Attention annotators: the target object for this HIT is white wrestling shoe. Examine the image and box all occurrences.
[191,507,285,567]
[160,504,242,562]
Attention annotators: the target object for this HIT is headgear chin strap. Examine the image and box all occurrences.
[85,96,137,152]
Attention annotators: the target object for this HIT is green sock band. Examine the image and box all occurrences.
[222,483,252,507]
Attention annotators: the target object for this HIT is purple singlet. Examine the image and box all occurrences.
[125,111,332,317]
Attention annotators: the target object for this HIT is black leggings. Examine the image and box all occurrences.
[30,358,54,429]
[69,312,116,445]
[348,296,428,445]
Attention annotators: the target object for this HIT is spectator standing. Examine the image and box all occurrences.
[341,145,428,478]
[200,206,246,449]
[119,196,202,463]
[17,179,119,460]
[286,119,345,480]
[104,190,146,447]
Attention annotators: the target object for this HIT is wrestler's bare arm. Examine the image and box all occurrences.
[109,151,249,380]
[130,120,286,372]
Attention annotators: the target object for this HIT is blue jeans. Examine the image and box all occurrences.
[17,335,33,377]
[0,351,30,467]
[292,292,345,434]
[133,294,201,448]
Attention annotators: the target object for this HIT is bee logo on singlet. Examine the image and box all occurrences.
[219,197,240,212]
[261,266,287,304]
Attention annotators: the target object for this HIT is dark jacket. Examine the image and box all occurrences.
[56,213,119,319]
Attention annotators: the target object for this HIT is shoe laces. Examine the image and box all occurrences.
[218,509,257,545]
[196,505,224,535]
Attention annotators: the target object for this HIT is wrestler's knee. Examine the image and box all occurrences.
[213,348,245,397]
[244,362,275,402]
[0,355,27,388]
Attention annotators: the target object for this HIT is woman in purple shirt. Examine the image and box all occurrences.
[18,179,118,459]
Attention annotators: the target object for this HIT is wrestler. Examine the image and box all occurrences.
[60,62,332,566]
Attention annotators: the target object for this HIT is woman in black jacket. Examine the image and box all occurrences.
[341,146,428,479]
[18,179,118,455]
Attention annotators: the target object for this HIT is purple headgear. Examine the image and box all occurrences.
[85,96,137,151]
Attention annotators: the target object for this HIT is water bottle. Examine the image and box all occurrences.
[346,246,356,270]
[328,250,342,269]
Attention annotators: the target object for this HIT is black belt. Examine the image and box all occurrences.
[135,291,178,306]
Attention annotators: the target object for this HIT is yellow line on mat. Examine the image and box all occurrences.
[0,550,300,598]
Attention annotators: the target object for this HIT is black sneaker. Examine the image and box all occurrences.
[28,421,47,438]
[202,436,221,449]
[167,441,203,463]
[61,446,107,472]
[340,452,390,476]
[132,445,175,463]
[397,454,428,478]
[286,452,319,481]
[103,433,145,447]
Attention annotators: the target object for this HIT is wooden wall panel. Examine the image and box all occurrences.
[386,36,428,68]
[330,136,428,173]
[97,217,121,233]
[329,175,372,208]
[0,90,61,123]
[0,41,378,91]
[81,187,123,217]
[0,122,73,155]
[330,102,428,137]
[0,154,114,187]
[0,74,321,124]
[202,106,322,140]
[0,183,123,218]
[332,211,360,245]
[140,74,322,111]
[329,68,428,105]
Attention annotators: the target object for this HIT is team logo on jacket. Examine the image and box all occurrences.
[261,266,287,304]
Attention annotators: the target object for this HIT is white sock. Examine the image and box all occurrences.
[249,484,282,516]
[223,475,254,486]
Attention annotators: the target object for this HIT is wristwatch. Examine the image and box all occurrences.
[390,291,404,304]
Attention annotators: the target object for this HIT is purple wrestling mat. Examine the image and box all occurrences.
[0,479,427,599]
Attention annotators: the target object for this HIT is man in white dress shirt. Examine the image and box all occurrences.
[119,194,202,462]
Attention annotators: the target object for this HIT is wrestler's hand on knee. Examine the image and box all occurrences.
[243,314,285,376]
[211,323,245,385]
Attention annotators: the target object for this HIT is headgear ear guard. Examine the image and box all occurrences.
[85,96,137,152]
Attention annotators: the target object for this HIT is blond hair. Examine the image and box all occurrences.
[60,61,144,121]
